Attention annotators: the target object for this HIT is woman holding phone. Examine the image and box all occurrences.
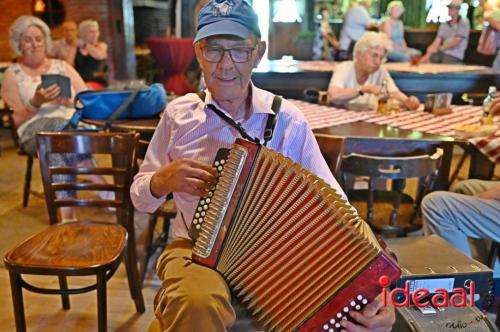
[1,15,109,221]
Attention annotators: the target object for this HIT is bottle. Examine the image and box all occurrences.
[482,86,497,118]
[377,79,388,114]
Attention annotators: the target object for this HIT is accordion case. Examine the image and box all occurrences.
[191,139,400,332]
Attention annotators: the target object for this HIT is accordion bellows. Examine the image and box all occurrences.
[192,139,400,332]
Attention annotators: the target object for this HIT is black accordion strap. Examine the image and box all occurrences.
[197,92,281,146]
[263,95,282,146]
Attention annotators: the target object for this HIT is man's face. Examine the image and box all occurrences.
[195,35,266,103]
[63,22,77,42]
[448,6,460,21]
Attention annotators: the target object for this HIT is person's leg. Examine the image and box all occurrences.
[422,191,500,256]
[493,49,500,71]
[388,49,411,62]
[439,53,462,64]
[155,238,236,332]
[450,179,500,195]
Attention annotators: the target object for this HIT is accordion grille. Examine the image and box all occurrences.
[194,145,381,332]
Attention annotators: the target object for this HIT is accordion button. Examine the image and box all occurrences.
[217,166,223,171]
[335,323,341,328]
[357,295,363,300]
[336,313,342,319]
[343,307,349,313]
[220,159,225,164]
[206,198,211,203]
[201,212,206,216]
[203,205,208,210]
[193,219,198,224]
[196,224,201,229]
[198,207,202,212]
[355,305,361,310]
[195,213,200,218]
[350,301,356,307]
[329,329,334,332]
[362,299,368,305]
[329,319,335,324]
[215,161,220,166]
[200,199,205,205]
[323,324,329,330]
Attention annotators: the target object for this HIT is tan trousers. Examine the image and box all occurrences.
[154,238,236,331]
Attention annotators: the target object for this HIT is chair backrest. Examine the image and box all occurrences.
[0,106,21,149]
[341,148,443,180]
[314,133,345,181]
[36,131,139,224]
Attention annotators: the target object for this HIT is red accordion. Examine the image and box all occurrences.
[191,139,400,332]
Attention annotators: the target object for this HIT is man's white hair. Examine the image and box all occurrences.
[353,31,392,58]
[9,15,52,56]
[79,19,99,37]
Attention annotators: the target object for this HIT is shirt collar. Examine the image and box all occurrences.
[203,82,275,117]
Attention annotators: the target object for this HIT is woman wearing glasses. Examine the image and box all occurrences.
[327,31,420,110]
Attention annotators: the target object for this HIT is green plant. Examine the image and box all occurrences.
[293,30,315,43]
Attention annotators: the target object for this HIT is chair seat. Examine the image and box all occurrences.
[4,221,126,271]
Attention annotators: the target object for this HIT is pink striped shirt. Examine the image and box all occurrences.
[130,84,345,239]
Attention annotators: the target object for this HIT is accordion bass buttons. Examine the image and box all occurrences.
[321,295,368,331]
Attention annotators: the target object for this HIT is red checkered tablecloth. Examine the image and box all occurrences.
[290,100,500,164]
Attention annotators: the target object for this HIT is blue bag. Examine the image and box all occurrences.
[74,83,167,120]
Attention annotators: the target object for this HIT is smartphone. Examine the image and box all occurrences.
[41,74,71,98]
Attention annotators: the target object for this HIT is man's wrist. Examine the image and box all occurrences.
[29,98,41,110]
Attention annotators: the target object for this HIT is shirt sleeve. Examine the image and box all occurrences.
[328,62,349,89]
[457,19,470,38]
[130,108,173,213]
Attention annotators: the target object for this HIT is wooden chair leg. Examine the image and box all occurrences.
[96,271,107,332]
[140,214,158,287]
[9,271,26,332]
[58,276,70,310]
[122,210,145,313]
[22,156,33,208]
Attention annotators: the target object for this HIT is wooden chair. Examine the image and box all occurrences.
[314,133,345,182]
[341,148,443,236]
[0,106,41,207]
[135,137,176,287]
[3,132,145,332]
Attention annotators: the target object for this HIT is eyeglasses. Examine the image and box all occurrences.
[201,46,256,63]
[366,51,387,63]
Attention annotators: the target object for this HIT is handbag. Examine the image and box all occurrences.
[62,83,167,131]
[477,25,499,56]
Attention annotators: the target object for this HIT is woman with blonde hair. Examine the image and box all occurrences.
[1,15,109,221]
[380,1,422,62]
[327,31,420,110]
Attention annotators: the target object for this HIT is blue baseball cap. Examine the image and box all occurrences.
[194,0,261,43]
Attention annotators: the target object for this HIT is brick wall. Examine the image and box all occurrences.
[0,0,116,74]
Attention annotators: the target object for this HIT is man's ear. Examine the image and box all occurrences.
[194,42,204,67]
[254,41,267,68]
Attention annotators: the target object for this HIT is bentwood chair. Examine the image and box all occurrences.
[341,148,443,236]
[4,132,145,332]
[314,133,345,182]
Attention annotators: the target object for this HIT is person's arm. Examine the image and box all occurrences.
[325,33,340,50]
[486,15,500,30]
[475,185,500,201]
[1,69,33,126]
[385,73,420,110]
[489,95,500,117]
[438,35,462,51]
[84,41,107,60]
[380,20,391,38]
[327,64,381,104]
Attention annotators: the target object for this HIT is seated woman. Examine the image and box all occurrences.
[380,1,421,62]
[327,31,420,111]
[1,15,108,221]
[74,19,108,90]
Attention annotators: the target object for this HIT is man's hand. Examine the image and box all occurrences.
[475,186,500,201]
[403,96,420,110]
[150,159,217,198]
[340,293,395,332]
